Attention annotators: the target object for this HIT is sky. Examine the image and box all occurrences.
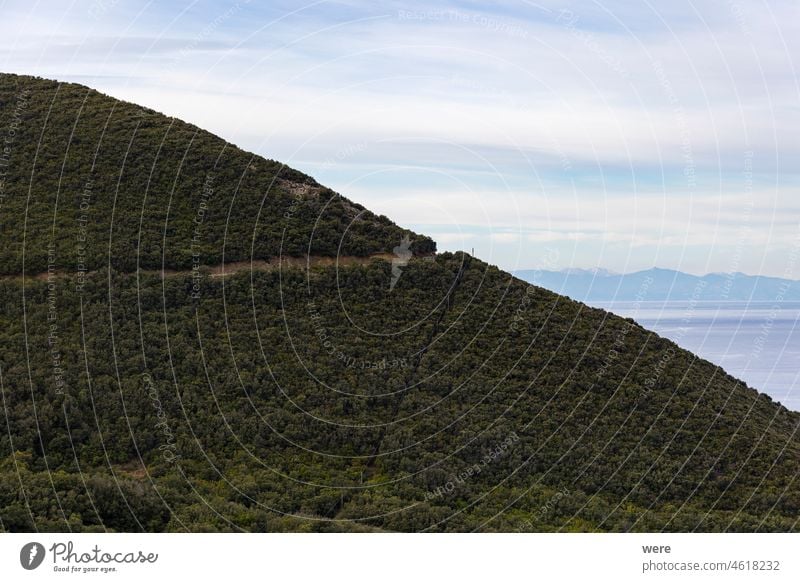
[1,0,799,277]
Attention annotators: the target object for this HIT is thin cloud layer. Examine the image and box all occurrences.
[1,0,797,276]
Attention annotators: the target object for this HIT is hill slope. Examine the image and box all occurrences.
[0,74,798,532]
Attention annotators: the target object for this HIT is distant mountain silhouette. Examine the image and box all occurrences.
[514,267,800,302]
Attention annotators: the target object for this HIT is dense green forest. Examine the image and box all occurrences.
[0,73,798,532]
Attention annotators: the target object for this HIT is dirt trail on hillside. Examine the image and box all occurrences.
[0,253,418,283]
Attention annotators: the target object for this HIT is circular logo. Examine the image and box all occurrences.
[20,542,46,570]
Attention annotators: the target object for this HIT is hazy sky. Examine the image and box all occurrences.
[2,0,799,277]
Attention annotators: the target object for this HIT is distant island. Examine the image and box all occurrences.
[515,267,800,303]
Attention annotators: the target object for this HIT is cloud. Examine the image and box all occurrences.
[1,0,797,276]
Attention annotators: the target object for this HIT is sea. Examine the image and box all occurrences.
[593,301,800,411]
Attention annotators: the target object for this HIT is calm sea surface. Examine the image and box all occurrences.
[594,301,800,411]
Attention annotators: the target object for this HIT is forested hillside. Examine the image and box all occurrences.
[1,74,797,532]
[0,74,434,276]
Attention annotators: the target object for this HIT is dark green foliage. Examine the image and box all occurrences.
[0,74,797,532]
[0,74,434,275]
